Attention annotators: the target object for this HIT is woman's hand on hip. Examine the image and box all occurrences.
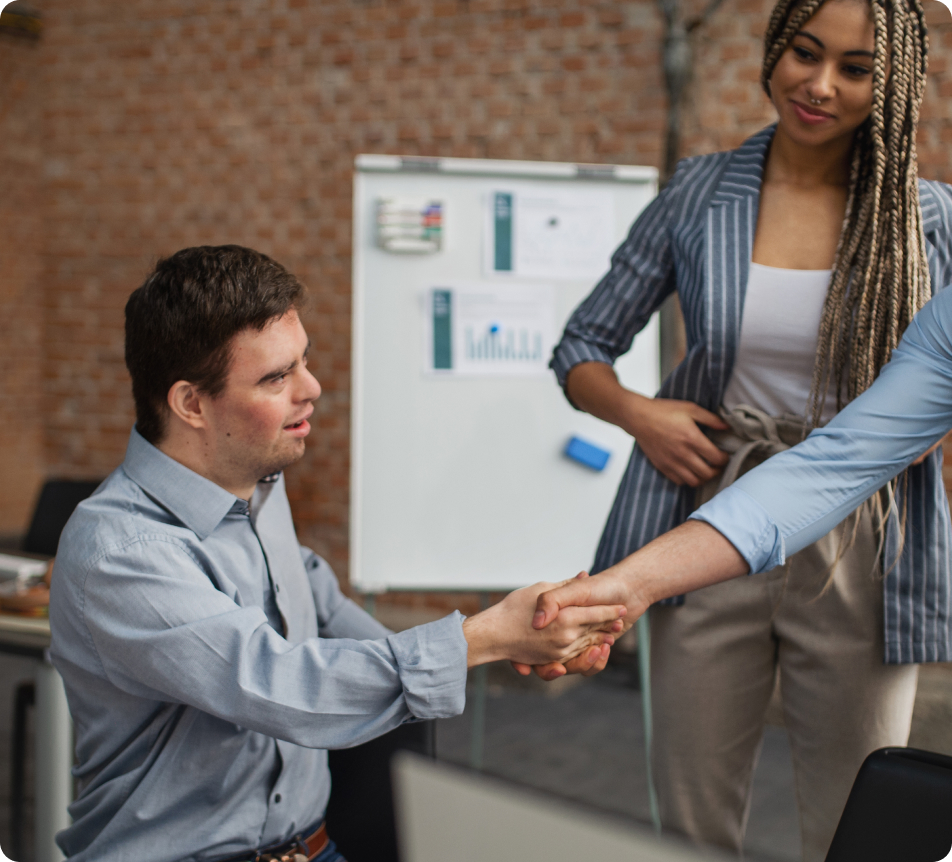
[624,396,730,487]
[564,362,728,487]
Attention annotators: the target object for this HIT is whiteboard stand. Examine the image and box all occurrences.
[637,615,662,833]
[468,592,491,771]
[362,592,377,620]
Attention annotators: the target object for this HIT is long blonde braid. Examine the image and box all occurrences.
[762,0,930,425]
[761,0,929,574]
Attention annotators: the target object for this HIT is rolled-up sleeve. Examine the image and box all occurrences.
[80,539,468,750]
[691,287,952,573]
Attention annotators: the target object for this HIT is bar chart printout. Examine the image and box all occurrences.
[465,322,543,363]
[426,284,555,377]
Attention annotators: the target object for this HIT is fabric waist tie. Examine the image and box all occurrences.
[707,404,812,496]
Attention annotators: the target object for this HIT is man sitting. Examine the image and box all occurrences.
[50,245,625,862]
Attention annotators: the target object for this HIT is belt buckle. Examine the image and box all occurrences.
[291,833,311,860]
[256,835,309,862]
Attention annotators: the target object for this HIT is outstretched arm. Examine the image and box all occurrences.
[532,284,952,662]
[531,520,746,632]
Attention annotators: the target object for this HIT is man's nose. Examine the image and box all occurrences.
[301,367,321,402]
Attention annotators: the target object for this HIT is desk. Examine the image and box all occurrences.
[0,615,72,862]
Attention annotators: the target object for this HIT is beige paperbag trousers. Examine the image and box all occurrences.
[649,406,919,862]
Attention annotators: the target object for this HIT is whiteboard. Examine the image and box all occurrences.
[351,155,658,592]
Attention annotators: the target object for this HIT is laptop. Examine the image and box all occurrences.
[393,752,726,862]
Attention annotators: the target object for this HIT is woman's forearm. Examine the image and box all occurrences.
[532,520,749,629]
[611,520,750,608]
[565,361,648,434]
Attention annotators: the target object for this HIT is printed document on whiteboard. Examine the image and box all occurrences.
[487,188,615,280]
[425,283,556,377]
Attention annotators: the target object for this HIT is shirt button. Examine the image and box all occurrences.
[274,793,282,803]
[274,583,280,593]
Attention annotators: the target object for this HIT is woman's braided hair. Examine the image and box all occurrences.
[762,0,930,426]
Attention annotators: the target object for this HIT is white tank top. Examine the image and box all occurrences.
[722,262,837,425]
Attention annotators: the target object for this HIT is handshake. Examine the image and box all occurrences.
[459,519,750,680]
[461,570,643,682]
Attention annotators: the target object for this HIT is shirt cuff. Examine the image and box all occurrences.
[550,337,615,389]
[386,611,468,720]
[688,485,786,574]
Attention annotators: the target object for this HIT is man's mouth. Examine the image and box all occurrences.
[284,408,313,434]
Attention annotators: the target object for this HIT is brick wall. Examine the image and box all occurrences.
[2,0,952,600]
[684,0,952,170]
[29,0,673,585]
[0,25,44,537]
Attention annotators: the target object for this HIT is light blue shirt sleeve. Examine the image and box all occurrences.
[691,287,952,573]
[78,538,467,749]
[299,546,394,640]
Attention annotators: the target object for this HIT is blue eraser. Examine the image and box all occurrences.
[564,436,611,471]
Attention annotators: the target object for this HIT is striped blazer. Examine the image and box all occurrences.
[552,125,952,664]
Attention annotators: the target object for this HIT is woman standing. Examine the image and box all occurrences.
[551,0,952,858]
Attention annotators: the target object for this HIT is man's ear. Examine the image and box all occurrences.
[166,381,208,431]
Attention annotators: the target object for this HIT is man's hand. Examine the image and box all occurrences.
[510,572,619,680]
[461,579,626,669]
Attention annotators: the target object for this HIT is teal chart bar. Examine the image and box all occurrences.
[432,289,453,369]
[493,192,513,271]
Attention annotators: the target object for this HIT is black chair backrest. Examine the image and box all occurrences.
[325,720,435,862]
[826,747,952,862]
[23,479,102,556]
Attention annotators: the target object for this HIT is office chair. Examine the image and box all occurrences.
[325,720,436,862]
[22,478,102,556]
[825,747,952,862]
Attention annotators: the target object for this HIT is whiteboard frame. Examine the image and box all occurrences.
[350,155,659,593]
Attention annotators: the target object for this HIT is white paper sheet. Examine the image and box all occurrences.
[487,188,615,281]
[425,283,556,377]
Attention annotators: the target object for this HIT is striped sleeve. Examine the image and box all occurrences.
[550,156,703,390]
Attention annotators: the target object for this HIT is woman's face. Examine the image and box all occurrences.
[769,0,877,148]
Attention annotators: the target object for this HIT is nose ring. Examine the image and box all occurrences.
[810,97,822,105]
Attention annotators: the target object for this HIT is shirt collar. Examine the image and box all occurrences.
[121,427,240,540]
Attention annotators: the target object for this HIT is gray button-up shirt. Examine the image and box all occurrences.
[50,429,468,861]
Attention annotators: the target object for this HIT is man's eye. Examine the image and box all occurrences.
[272,374,287,384]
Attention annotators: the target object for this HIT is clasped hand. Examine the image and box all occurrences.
[510,570,641,681]
[462,573,627,671]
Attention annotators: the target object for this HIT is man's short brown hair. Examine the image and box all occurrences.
[125,245,306,444]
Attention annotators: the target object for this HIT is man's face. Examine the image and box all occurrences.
[203,310,322,489]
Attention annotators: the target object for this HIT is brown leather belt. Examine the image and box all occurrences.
[217,822,330,862]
